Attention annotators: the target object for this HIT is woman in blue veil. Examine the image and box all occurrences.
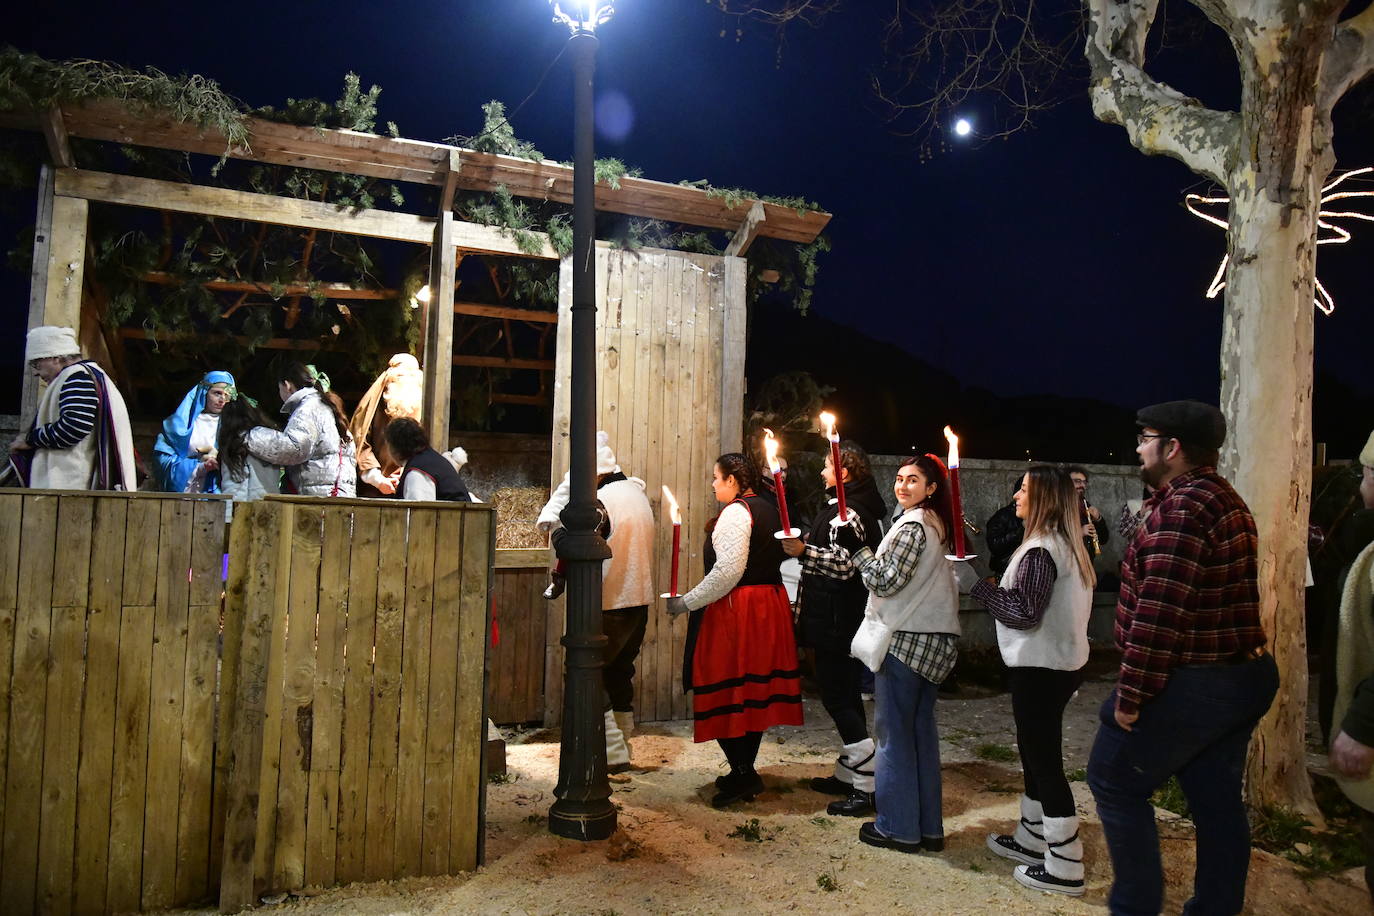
[154,370,236,492]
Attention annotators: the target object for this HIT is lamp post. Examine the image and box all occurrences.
[547,0,617,842]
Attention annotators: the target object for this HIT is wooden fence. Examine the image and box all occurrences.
[0,491,494,915]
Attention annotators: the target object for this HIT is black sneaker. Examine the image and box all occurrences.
[858,821,922,854]
[986,832,1044,866]
[809,775,851,796]
[1014,863,1085,897]
[826,790,875,818]
[711,772,763,808]
[921,835,945,852]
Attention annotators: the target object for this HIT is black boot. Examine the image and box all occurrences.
[809,775,851,796]
[712,771,764,808]
[826,789,875,817]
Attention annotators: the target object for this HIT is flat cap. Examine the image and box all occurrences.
[1136,400,1227,450]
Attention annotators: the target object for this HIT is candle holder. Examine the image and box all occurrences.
[773,527,802,541]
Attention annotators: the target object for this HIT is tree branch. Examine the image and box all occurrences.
[1084,0,1238,184]
[1319,2,1374,113]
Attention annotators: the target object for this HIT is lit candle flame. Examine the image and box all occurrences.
[763,428,781,473]
[661,485,681,525]
[819,410,838,441]
[943,425,960,469]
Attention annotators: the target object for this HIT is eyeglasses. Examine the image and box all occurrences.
[1136,433,1168,445]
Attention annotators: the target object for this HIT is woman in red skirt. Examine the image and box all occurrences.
[666,452,804,807]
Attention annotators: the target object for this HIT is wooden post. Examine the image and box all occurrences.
[20,166,58,430]
[423,211,456,450]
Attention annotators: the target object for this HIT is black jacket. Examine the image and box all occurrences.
[985,502,1024,576]
[796,473,887,647]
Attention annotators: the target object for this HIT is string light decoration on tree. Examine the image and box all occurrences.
[1185,166,1374,315]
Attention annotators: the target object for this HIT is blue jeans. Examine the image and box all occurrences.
[873,653,943,842]
[1087,653,1278,916]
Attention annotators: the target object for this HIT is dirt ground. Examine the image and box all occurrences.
[178,669,1369,916]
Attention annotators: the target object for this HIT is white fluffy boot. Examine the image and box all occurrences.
[987,794,1046,865]
[837,738,876,794]
[613,710,635,740]
[1014,814,1085,896]
[604,709,631,772]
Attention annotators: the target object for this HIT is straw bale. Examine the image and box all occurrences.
[493,486,549,549]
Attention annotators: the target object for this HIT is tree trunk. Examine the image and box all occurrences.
[1220,20,1336,820]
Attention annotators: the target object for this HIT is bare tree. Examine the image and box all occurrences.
[719,0,1374,817]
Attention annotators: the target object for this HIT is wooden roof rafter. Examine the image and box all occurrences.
[0,99,831,245]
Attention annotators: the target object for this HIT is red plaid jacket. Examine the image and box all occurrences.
[1114,467,1267,715]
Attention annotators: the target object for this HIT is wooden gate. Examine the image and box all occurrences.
[547,247,747,724]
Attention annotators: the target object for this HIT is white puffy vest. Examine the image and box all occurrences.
[865,507,961,636]
[996,533,1092,670]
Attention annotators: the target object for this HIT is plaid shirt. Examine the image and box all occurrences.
[1114,467,1266,715]
[852,521,926,598]
[799,542,857,580]
[889,631,958,684]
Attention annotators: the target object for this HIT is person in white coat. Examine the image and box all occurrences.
[246,363,356,498]
[541,431,656,770]
[969,464,1095,896]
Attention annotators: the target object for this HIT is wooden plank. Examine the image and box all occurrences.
[440,148,462,213]
[422,510,462,874]
[273,506,324,891]
[454,301,557,323]
[73,497,126,915]
[54,168,559,258]
[424,212,457,452]
[395,510,437,877]
[20,166,56,431]
[335,506,380,885]
[217,502,285,912]
[122,497,162,606]
[0,494,20,894]
[451,354,554,371]
[104,603,154,915]
[1,495,57,913]
[451,510,492,872]
[720,257,749,454]
[723,201,767,258]
[41,107,75,169]
[50,99,831,242]
[44,193,87,331]
[653,254,685,723]
[141,271,396,299]
[493,548,546,570]
[544,261,574,726]
[141,499,194,910]
[213,500,254,894]
[305,507,352,889]
[36,497,93,915]
[365,508,409,880]
[174,499,225,903]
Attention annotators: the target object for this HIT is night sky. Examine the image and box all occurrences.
[5,1,1372,452]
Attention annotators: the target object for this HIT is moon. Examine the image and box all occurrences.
[954,118,972,137]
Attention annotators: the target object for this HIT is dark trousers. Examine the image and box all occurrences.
[1088,653,1279,916]
[718,731,763,774]
[815,645,869,744]
[1008,666,1084,818]
[602,605,648,713]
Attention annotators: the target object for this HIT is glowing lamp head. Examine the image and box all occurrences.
[943,425,961,469]
[550,0,615,34]
[819,410,838,441]
[763,428,781,474]
[954,118,972,137]
[662,485,681,525]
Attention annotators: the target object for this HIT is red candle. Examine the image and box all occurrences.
[662,485,682,597]
[820,411,847,521]
[763,428,796,536]
[944,426,967,558]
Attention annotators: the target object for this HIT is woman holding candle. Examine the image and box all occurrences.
[829,454,960,853]
[968,464,1094,897]
[781,441,886,817]
[665,452,803,807]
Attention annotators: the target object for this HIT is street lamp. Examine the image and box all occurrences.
[547,0,618,842]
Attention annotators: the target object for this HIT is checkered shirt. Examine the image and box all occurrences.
[888,630,959,684]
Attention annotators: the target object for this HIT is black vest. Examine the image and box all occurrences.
[703,494,785,587]
[400,448,471,502]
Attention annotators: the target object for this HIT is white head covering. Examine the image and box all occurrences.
[25,326,81,361]
[596,430,621,475]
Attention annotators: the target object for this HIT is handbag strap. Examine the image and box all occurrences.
[330,441,344,498]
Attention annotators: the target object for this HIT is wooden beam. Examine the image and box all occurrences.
[117,327,345,351]
[723,201,766,258]
[489,392,552,407]
[441,149,461,214]
[494,548,548,570]
[45,195,88,332]
[29,99,830,244]
[41,108,75,169]
[453,302,557,324]
[53,168,559,258]
[424,212,457,450]
[20,166,58,430]
[452,355,554,371]
[138,272,397,299]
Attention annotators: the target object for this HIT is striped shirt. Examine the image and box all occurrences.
[27,368,97,449]
[1114,467,1266,716]
[970,547,1057,630]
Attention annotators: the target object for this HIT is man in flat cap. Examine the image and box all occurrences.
[9,326,136,490]
[1087,400,1278,916]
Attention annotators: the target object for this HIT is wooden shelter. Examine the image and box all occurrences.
[4,100,831,728]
